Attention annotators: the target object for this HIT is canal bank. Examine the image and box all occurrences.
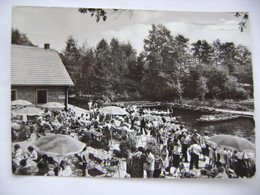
[68,98,255,142]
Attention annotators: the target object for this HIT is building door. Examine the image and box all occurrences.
[11,90,17,101]
[37,89,47,104]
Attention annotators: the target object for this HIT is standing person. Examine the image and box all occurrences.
[152,119,159,137]
[130,112,136,130]
[200,136,209,157]
[139,108,144,116]
[130,147,146,178]
[160,145,169,176]
[190,129,201,145]
[172,138,182,177]
[80,147,90,177]
[126,146,136,176]
[166,136,174,175]
[189,141,202,170]
[145,149,155,178]
[216,147,227,168]
[140,117,147,135]
[208,146,217,167]
[88,101,92,110]
[103,120,112,144]
[153,154,163,178]
[181,133,190,162]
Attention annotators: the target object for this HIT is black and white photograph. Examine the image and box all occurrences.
[10,6,256,179]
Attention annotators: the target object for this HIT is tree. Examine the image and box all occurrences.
[144,24,176,71]
[234,45,253,84]
[196,76,209,100]
[142,24,177,100]
[78,8,132,23]
[78,8,108,22]
[63,36,81,59]
[174,34,190,70]
[94,39,111,95]
[11,28,35,46]
[61,36,81,81]
[79,45,96,95]
[191,40,213,65]
[219,42,237,74]
[235,12,249,32]
[211,39,222,66]
[130,51,145,82]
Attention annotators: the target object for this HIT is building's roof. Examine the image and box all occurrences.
[11,44,74,86]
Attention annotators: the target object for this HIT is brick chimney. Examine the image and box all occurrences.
[44,43,50,50]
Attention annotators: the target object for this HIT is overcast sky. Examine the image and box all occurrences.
[12,6,251,54]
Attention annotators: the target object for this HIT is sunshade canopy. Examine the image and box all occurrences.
[11,99,32,106]
[207,134,255,152]
[41,102,65,109]
[15,107,44,116]
[99,106,128,115]
[34,134,86,156]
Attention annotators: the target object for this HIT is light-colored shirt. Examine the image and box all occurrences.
[27,150,38,161]
[181,136,190,145]
[59,166,72,176]
[190,144,202,156]
[173,144,181,155]
[13,148,24,164]
[152,121,159,129]
[146,153,155,171]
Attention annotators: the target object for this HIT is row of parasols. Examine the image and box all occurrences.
[12,99,129,116]
[11,100,128,160]
[32,134,255,163]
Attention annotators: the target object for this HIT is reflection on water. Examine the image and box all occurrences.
[173,109,255,143]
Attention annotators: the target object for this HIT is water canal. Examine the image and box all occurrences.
[171,109,255,142]
[69,99,255,143]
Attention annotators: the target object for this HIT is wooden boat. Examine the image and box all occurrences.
[196,114,240,123]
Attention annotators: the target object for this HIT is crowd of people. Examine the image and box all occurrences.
[12,143,77,176]
[11,103,256,178]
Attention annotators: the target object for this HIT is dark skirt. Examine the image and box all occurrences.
[172,154,180,168]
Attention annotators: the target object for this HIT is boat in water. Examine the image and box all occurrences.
[196,113,240,123]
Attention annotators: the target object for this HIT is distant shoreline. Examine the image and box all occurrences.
[69,97,254,117]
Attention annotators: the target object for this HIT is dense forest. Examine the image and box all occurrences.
[12,25,253,103]
[59,24,253,102]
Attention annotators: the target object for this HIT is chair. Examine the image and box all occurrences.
[105,158,120,177]
[88,153,105,170]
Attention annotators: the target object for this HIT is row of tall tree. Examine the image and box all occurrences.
[60,24,253,102]
[12,25,253,102]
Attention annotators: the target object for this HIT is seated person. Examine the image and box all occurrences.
[58,160,72,177]
[215,166,229,179]
[12,144,25,173]
[36,154,49,175]
[26,146,38,162]
[15,159,38,175]
[12,144,24,166]
[47,157,59,176]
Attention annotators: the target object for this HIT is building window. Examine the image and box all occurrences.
[36,89,47,104]
[11,89,17,101]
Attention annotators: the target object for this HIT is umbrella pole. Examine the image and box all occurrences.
[56,155,60,176]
